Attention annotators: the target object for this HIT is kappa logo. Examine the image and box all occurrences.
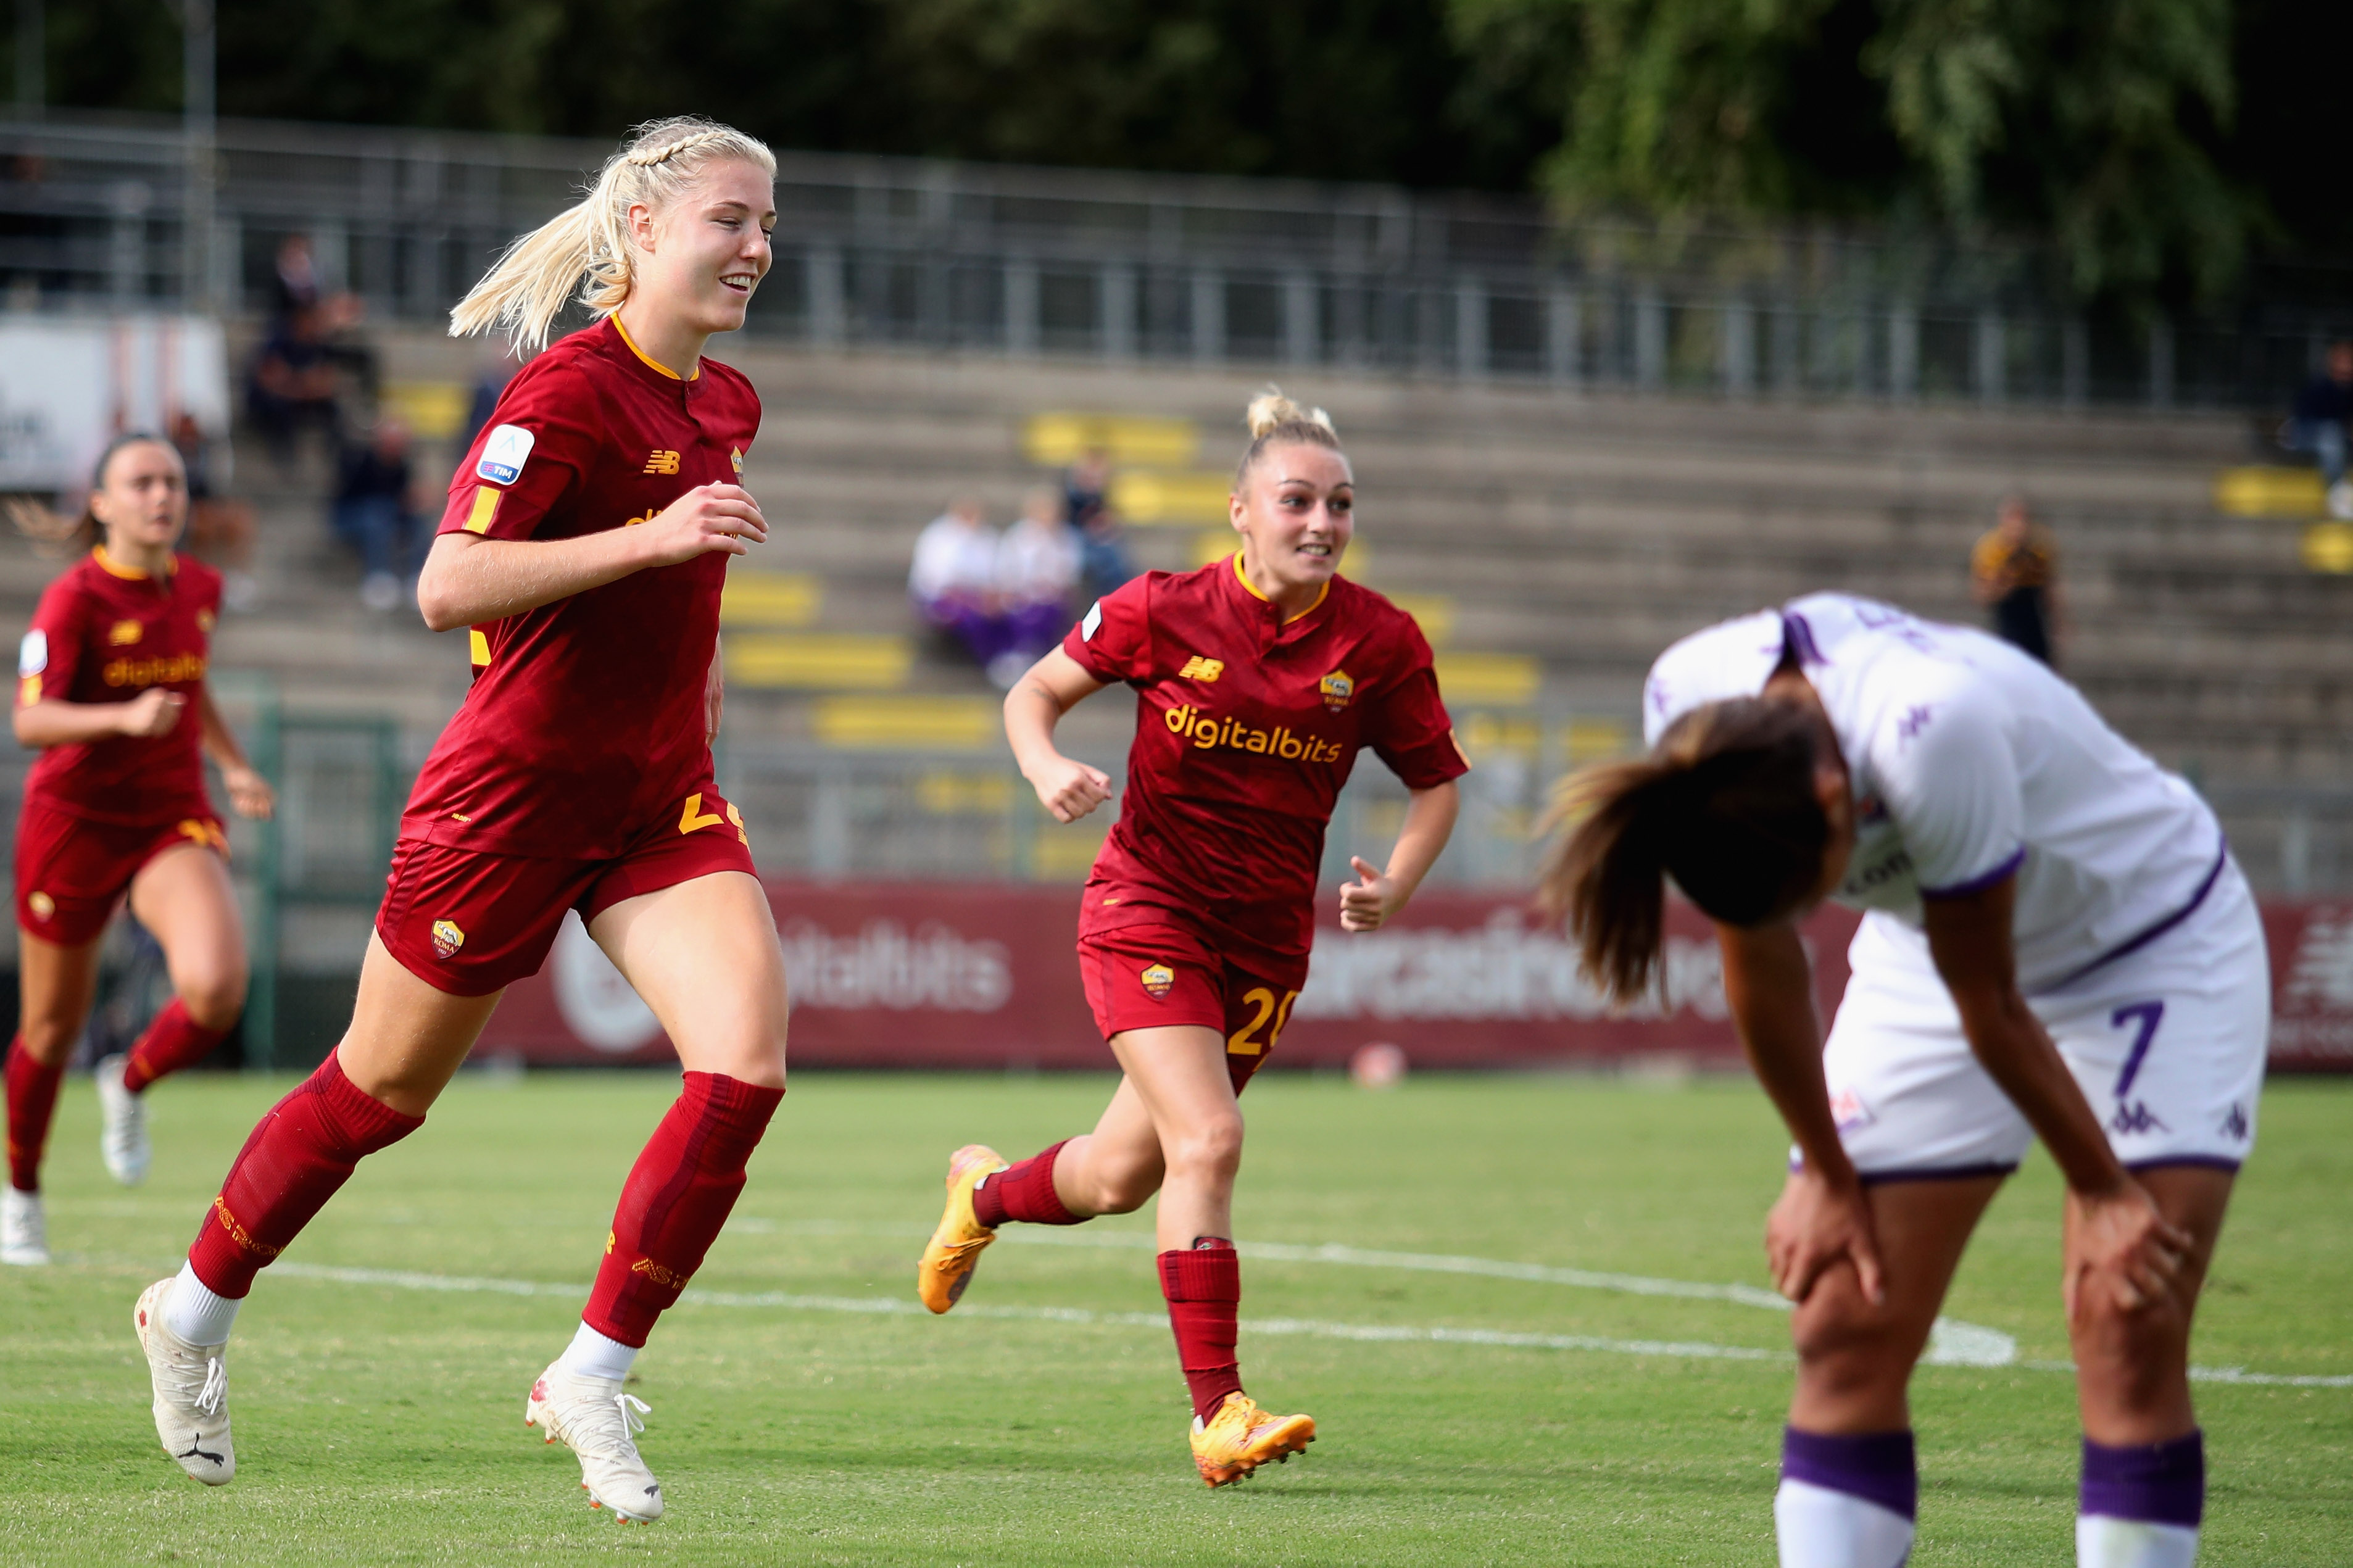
[642,449,682,476]
[2109,1100,2169,1137]
[1829,1087,1874,1131]
[1318,669,1355,711]
[109,618,143,645]
[2220,1101,2251,1142]
[476,423,534,486]
[1178,655,1226,682]
[1139,963,1175,999]
[431,919,467,959]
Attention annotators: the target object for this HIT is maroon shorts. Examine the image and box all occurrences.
[376,789,755,996]
[14,797,228,947]
[1077,921,1307,1095]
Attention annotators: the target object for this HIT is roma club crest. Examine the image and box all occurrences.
[431,919,467,959]
[1139,963,1175,999]
[1318,669,1355,711]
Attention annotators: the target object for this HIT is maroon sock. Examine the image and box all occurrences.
[972,1138,1081,1228]
[583,1072,784,1348]
[1160,1237,1243,1421]
[121,999,232,1095]
[4,1036,65,1193]
[185,1052,423,1298]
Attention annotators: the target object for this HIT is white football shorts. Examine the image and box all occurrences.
[1813,857,2268,1180]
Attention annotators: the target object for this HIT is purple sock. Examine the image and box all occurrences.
[1782,1427,1918,1520]
[2080,1430,2203,1527]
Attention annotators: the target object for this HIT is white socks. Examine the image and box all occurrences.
[2078,1516,2199,1568]
[1776,1478,1918,1568]
[560,1321,639,1382]
[162,1261,241,1346]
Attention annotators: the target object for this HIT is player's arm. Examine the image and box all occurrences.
[416,482,766,633]
[1337,781,1457,932]
[1005,647,1112,823]
[15,689,185,747]
[1718,919,1886,1306]
[1922,880,2190,1316]
[196,684,275,819]
[705,634,724,744]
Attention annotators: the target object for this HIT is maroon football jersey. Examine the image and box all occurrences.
[17,548,222,826]
[404,317,762,858]
[1061,553,1468,969]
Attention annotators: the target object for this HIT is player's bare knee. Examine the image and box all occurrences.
[1164,1115,1244,1179]
[1791,1288,1915,1377]
[17,1013,77,1064]
[179,971,246,1031]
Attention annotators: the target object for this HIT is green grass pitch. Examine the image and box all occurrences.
[2,1069,2348,1565]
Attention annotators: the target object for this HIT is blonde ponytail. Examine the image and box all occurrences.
[1234,383,1343,486]
[449,116,778,354]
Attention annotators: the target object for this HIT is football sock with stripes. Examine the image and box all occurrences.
[4,1035,64,1193]
[1160,1237,1243,1422]
[581,1071,783,1348]
[2077,1431,2201,1567]
[1775,1427,1918,1568]
[184,1051,425,1301]
[973,1139,1081,1227]
[122,999,233,1095]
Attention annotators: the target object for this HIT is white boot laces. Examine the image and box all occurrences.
[194,1354,226,1416]
[575,1388,650,1461]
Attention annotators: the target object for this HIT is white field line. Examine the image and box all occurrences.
[263,1260,2353,1387]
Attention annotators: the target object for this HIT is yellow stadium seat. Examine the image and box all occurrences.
[381,381,470,441]
[1561,718,1633,763]
[811,695,1000,749]
[1385,593,1455,646]
[2303,521,2353,574]
[1434,652,1542,707]
[2214,467,2325,518]
[726,634,913,691]
[1031,821,1110,879]
[1459,713,1540,760]
[720,571,822,628]
[1110,470,1233,526]
[915,769,1014,813]
[1023,412,1199,468]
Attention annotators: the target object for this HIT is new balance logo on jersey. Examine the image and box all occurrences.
[1179,656,1225,682]
[109,619,143,645]
[2109,1100,2168,1137]
[642,449,682,475]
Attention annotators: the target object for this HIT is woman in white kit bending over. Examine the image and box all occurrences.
[1543,592,2265,1568]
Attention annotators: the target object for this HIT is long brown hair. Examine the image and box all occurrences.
[1536,698,1830,1003]
[5,431,176,557]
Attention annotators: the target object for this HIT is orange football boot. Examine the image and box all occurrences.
[1189,1393,1316,1487]
[918,1143,1008,1313]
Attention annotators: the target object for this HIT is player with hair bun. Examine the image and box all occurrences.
[133,117,789,1524]
[1545,592,2265,1568]
[1,434,274,1267]
[916,388,1469,1486]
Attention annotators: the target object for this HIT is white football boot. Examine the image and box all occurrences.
[135,1276,234,1484]
[525,1359,665,1522]
[95,1054,152,1186]
[1,1185,48,1264]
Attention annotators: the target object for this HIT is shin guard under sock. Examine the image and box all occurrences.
[4,1036,65,1192]
[122,999,233,1095]
[185,1052,423,1298]
[973,1138,1079,1227]
[2078,1431,2202,1567]
[1160,1238,1243,1421]
[583,1072,783,1348]
[1775,1427,1918,1568]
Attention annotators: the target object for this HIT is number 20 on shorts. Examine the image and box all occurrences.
[1227,987,1300,1056]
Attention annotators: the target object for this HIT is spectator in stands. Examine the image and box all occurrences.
[990,486,1080,687]
[1970,493,2064,668]
[270,234,324,325]
[1063,445,1135,596]
[910,495,1005,670]
[331,419,422,612]
[246,304,342,468]
[170,413,259,612]
[2287,339,2353,520]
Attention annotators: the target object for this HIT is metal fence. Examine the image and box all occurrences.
[4,108,2348,410]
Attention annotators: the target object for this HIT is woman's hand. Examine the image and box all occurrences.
[1026,753,1112,823]
[117,689,187,738]
[640,483,767,567]
[1766,1166,1886,1306]
[2064,1179,2193,1325]
[1338,856,1400,932]
[222,762,276,820]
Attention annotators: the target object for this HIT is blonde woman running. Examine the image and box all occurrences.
[135,117,788,1525]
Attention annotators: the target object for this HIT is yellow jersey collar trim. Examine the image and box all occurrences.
[1230,550,1329,624]
[610,314,699,382]
[93,544,173,581]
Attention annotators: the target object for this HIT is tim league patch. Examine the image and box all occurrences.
[431,919,467,959]
[1139,963,1174,999]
